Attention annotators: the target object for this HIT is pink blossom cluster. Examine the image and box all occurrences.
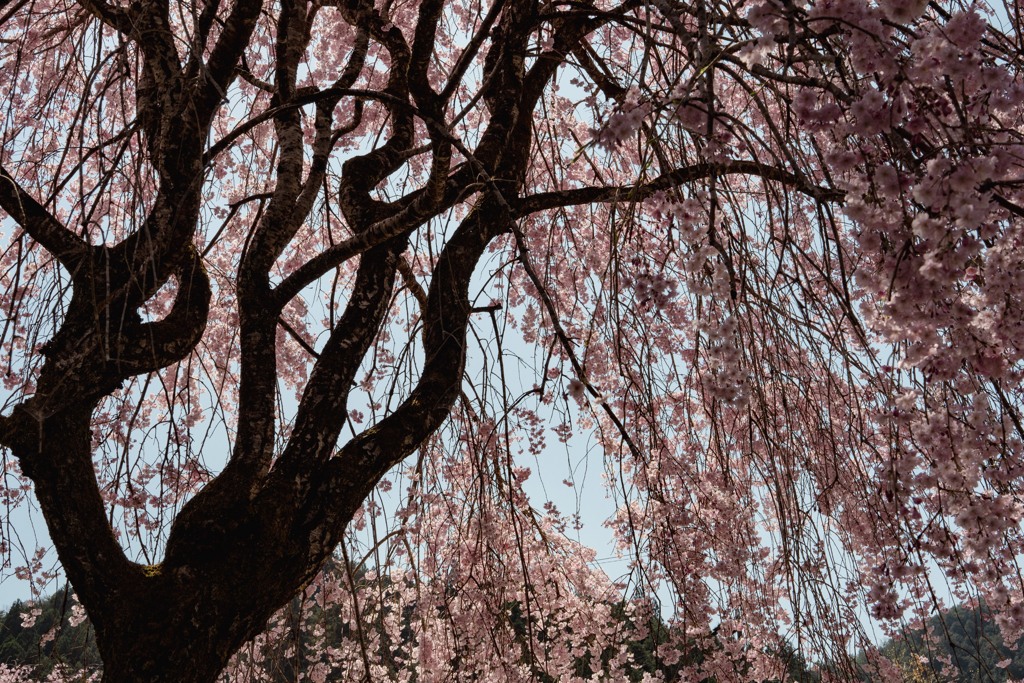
[593,93,651,150]
[0,666,98,683]
[3,0,1024,679]
[630,269,679,310]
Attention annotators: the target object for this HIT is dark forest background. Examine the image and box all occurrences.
[2,580,1021,681]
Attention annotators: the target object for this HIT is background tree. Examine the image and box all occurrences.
[872,602,1024,683]
[1,0,1023,680]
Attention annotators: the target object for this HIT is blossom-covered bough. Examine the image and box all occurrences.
[1,0,1023,680]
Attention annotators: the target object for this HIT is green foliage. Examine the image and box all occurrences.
[768,641,823,683]
[0,575,826,682]
[0,587,100,678]
[873,604,1024,683]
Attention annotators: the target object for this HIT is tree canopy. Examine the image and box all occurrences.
[1,0,1024,680]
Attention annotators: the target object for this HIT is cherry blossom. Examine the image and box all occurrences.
[0,0,1023,681]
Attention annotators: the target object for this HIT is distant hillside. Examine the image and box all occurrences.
[873,604,1024,683]
[10,588,1014,683]
[0,587,100,678]
[0,585,824,682]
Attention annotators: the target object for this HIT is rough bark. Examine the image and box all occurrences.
[0,0,674,679]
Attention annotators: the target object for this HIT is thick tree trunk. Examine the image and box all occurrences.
[87,478,358,683]
[1,400,327,683]
[97,604,215,682]
[100,640,228,683]
[92,568,303,683]
[0,6,540,682]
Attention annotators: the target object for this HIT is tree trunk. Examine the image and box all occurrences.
[87,482,352,683]
[93,573,291,683]
[100,642,227,683]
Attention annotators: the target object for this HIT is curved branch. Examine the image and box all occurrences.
[439,0,506,102]
[2,403,135,631]
[513,160,845,215]
[332,0,415,211]
[113,247,212,375]
[272,141,455,306]
[315,198,511,520]
[0,164,89,267]
[264,238,406,490]
[408,0,445,110]
[76,0,132,32]
[196,0,264,120]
